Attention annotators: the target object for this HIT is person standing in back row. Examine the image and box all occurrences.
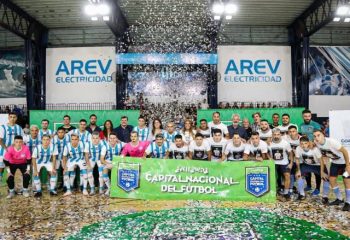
[113,116,133,143]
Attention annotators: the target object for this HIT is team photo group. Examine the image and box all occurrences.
[0,109,349,212]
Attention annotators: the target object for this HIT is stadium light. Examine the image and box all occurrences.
[211,1,238,21]
[214,15,221,20]
[103,15,110,21]
[212,2,225,14]
[91,16,98,21]
[225,3,238,14]
[345,17,350,22]
[84,4,96,16]
[333,17,341,22]
[85,1,111,22]
[225,15,232,20]
[97,4,110,15]
[336,5,349,15]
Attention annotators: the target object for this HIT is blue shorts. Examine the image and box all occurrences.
[330,163,350,178]
[300,164,327,176]
[275,164,290,174]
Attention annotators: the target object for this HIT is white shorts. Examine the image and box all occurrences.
[67,160,87,172]
[0,157,4,168]
[55,160,62,170]
[37,162,53,173]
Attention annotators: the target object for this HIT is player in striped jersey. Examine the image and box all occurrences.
[53,128,69,189]
[145,134,169,159]
[0,112,23,184]
[67,119,92,144]
[257,120,272,143]
[24,125,41,154]
[32,135,58,197]
[163,121,179,143]
[102,132,125,196]
[62,134,90,196]
[133,116,150,141]
[38,119,53,141]
[86,132,107,195]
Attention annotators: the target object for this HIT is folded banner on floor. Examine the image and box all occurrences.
[111,157,276,202]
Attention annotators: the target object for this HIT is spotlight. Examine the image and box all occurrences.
[84,4,96,16]
[214,15,221,20]
[225,3,238,14]
[97,4,110,15]
[225,15,232,20]
[91,16,98,21]
[212,2,225,14]
[345,17,350,22]
[336,6,349,15]
[333,17,341,22]
[103,15,110,21]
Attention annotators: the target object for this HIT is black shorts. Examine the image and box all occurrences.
[300,164,328,176]
[275,164,290,175]
[290,162,297,175]
[330,163,350,178]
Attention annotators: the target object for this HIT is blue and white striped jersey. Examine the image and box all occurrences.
[38,129,53,141]
[32,144,57,164]
[133,126,150,141]
[104,141,125,162]
[63,142,87,163]
[163,131,179,143]
[86,142,107,162]
[67,129,92,144]
[0,124,23,157]
[53,135,69,161]
[146,141,170,159]
[24,135,41,155]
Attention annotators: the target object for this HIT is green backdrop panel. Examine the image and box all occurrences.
[29,110,140,130]
[197,107,305,127]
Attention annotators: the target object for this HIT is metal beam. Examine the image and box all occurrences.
[0,0,47,40]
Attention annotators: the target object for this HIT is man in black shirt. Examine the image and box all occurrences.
[227,114,247,140]
[113,116,133,143]
[269,113,280,129]
[58,115,76,134]
[86,114,102,133]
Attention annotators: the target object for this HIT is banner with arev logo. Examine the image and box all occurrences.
[46,46,116,105]
[217,46,292,103]
[329,110,350,155]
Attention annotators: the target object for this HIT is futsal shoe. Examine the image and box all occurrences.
[304,186,312,192]
[329,199,344,206]
[322,197,329,205]
[50,191,58,196]
[99,189,104,195]
[23,189,30,198]
[104,189,110,196]
[297,194,306,201]
[83,190,89,196]
[311,189,320,196]
[90,190,95,196]
[284,194,291,201]
[34,191,42,198]
[342,202,350,211]
[7,191,15,199]
[63,191,72,197]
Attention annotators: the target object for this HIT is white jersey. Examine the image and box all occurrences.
[24,135,41,154]
[283,135,300,153]
[67,129,92,144]
[181,130,196,144]
[38,129,53,140]
[146,142,170,159]
[86,142,107,163]
[197,128,211,138]
[189,140,210,160]
[269,139,292,165]
[0,124,23,157]
[277,124,298,135]
[163,131,180,143]
[168,143,189,160]
[257,129,272,142]
[207,138,227,162]
[316,138,345,164]
[295,146,322,165]
[224,142,246,161]
[208,122,228,137]
[104,141,125,162]
[244,140,268,158]
[32,144,57,165]
[133,126,150,141]
[52,135,69,161]
[63,142,88,163]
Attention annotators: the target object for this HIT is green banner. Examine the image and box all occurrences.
[29,110,139,130]
[197,107,305,127]
[111,157,276,202]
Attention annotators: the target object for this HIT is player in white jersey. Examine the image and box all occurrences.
[269,128,293,200]
[32,135,58,197]
[163,121,179,143]
[133,116,150,141]
[38,119,53,141]
[67,119,92,144]
[257,119,272,143]
[294,136,330,201]
[207,129,227,162]
[86,132,107,195]
[278,114,298,135]
[62,134,90,196]
[52,128,68,189]
[243,132,269,161]
[102,132,125,195]
[168,135,189,160]
[145,134,170,159]
[313,130,350,211]
[197,119,211,139]
[189,133,211,161]
[208,112,229,139]
[0,112,23,184]
[24,125,41,154]
[223,133,246,161]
